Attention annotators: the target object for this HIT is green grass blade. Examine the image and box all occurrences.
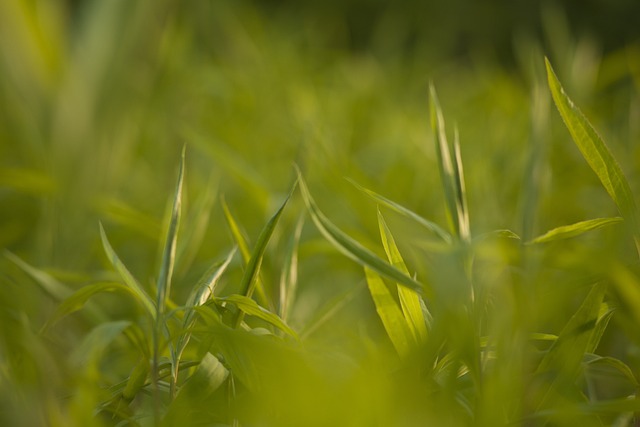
[586,307,614,354]
[584,355,639,388]
[452,127,471,242]
[377,210,428,343]
[364,267,415,358]
[298,171,429,297]
[4,250,72,301]
[219,294,298,339]
[172,247,237,369]
[222,197,252,263]
[233,182,297,328]
[176,175,217,275]
[156,146,185,316]
[535,283,605,409]
[430,83,461,238]
[347,178,451,243]
[527,217,623,244]
[545,58,640,248]
[45,281,135,329]
[279,214,304,321]
[99,223,156,318]
[222,197,269,307]
[610,265,640,327]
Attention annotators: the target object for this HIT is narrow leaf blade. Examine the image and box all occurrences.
[378,210,428,343]
[99,223,156,317]
[347,178,451,243]
[298,171,429,297]
[365,267,415,358]
[527,217,623,244]
[219,294,298,339]
[546,59,639,235]
[156,146,185,314]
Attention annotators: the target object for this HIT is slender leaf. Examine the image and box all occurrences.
[610,265,640,327]
[365,267,415,358]
[218,294,298,339]
[233,182,297,328]
[535,283,605,409]
[452,127,471,242]
[546,58,640,249]
[586,306,614,354]
[298,171,429,297]
[347,178,451,243]
[527,217,623,244]
[4,250,72,301]
[99,223,156,317]
[122,358,150,402]
[584,354,639,388]
[156,146,185,315]
[45,281,136,329]
[173,247,237,369]
[430,83,461,238]
[378,210,428,343]
[222,197,269,307]
[279,214,304,321]
[299,284,362,340]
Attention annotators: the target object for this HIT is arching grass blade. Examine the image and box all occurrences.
[546,58,640,254]
[527,217,623,244]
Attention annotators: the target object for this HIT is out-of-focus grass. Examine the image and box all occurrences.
[2,0,640,426]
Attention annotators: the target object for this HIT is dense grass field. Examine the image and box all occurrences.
[2,1,640,426]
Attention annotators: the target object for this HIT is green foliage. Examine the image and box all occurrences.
[3,2,640,426]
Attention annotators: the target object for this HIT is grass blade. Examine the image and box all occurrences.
[233,182,297,327]
[527,217,623,244]
[347,178,451,243]
[535,283,605,409]
[156,146,185,316]
[545,58,640,251]
[222,197,269,307]
[377,210,428,343]
[4,250,72,301]
[298,171,429,297]
[364,267,415,358]
[45,281,135,329]
[279,214,304,321]
[452,127,471,242]
[171,247,237,395]
[430,83,461,239]
[99,223,155,318]
[218,294,298,339]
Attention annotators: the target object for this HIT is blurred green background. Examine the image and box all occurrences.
[2,0,640,425]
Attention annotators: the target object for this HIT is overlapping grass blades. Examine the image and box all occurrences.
[545,58,640,254]
[99,223,156,318]
[232,181,297,328]
[377,210,429,343]
[297,169,427,297]
[429,84,471,243]
[347,178,451,243]
[157,145,185,317]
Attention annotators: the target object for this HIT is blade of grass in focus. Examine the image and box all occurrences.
[377,210,429,343]
[546,58,640,255]
[365,266,415,358]
[233,182,297,328]
[430,84,470,242]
